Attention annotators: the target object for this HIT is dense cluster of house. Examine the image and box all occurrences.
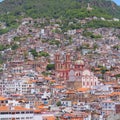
[0,17,120,120]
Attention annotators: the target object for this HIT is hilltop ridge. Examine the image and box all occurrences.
[0,0,120,32]
[0,0,120,19]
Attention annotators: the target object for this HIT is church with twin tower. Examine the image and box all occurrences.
[55,52,99,89]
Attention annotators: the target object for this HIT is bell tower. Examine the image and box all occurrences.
[55,53,60,71]
[55,53,72,81]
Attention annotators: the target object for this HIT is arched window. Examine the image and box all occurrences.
[76,73,78,76]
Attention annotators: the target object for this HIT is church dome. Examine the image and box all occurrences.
[75,59,84,65]
[82,69,91,76]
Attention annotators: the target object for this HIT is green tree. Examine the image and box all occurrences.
[38,51,49,57]
[0,44,6,51]
[30,49,38,57]
[93,43,98,51]
[46,64,55,70]
[11,44,19,50]
[0,29,9,35]
[13,36,21,41]
[56,101,61,106]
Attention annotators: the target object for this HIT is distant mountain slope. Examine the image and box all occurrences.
[0,0,120,19]
[79,0,120,18]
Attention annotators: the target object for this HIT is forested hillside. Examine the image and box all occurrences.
[0,0,120,19]
[0,0,120,31]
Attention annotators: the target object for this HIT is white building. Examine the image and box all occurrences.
[61,100,72,107]
[0,105,34,120]
[0,96,33,120]
[4,77,35,95]
[82,69,99,88]
[34,113,55,120]
[101,100,116,117]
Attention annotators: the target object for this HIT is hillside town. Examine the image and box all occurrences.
[0,17,120,120]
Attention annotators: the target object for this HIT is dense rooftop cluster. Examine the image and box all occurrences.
[0,17,120,120]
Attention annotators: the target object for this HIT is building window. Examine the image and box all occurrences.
[26,117,30,119]
[91,82,92,86]
[16,112,20,114]
[16,118,20,120]
[83,82,85,86]
[87,82,89,86]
